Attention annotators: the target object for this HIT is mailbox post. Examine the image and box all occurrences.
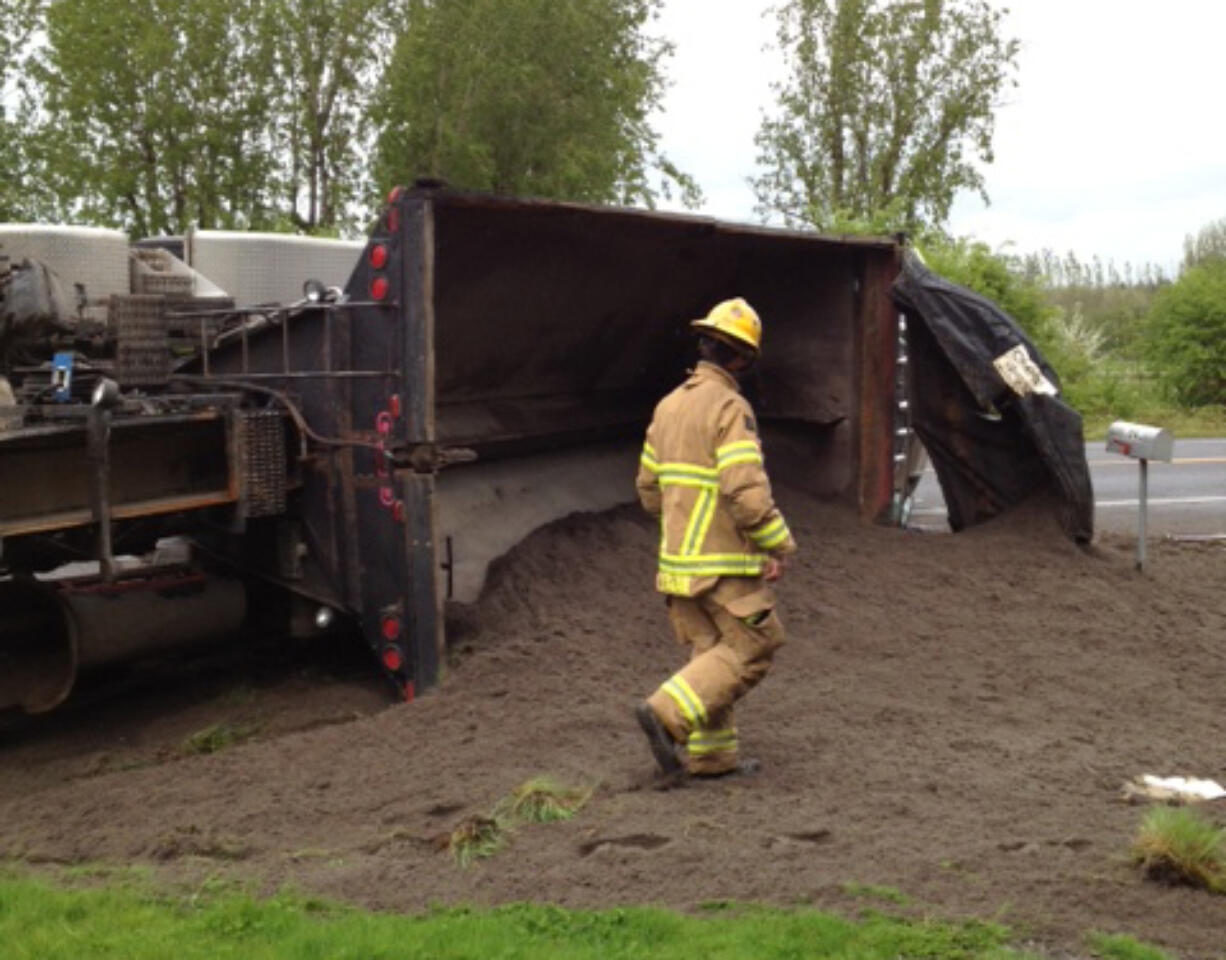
[1105,421,1174,571]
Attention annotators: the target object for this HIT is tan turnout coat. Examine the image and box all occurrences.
[636,362,796,598]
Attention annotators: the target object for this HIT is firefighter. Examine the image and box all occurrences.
[634,297,798,778]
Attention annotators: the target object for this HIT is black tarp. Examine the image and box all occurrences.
[891,252,1094,543]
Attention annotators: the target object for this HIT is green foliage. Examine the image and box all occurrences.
[1147,258,1226,406]
[30,0,284,235]
[1086,930,1176,960]
[754,0,1018,233]
[1131,805,1226,894]
[270,0,389,232]
[1181,215,1226,272]
[0,869,1047,959]
[0,0,47,220]
[918,236,1055,348]
[1017,248,1167,362]
[370,0,699,209]
[20,0,397,234]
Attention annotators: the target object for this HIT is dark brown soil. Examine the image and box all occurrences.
[3,487,1226,958]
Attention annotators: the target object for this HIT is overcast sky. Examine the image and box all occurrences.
[651,0,1226,275]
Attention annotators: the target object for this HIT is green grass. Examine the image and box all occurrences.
[1087,930,1176,960]
[1080,402,1226,444]
[1131,805,1226,893]
[496,776,593,824]
[0,870,1048,960]
[180,721,260,756]
[446,776,593,867]
[447,815,508,867]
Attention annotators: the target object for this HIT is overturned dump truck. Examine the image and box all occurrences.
[0,182,1091,715]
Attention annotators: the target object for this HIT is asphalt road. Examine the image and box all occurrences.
[909,437,1226,537]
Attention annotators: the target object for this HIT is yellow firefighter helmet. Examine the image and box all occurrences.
[690,297,762,355]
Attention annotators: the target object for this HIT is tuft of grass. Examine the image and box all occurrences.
[441,776,592,869]
[180,722,259,756]
[497,776,593,824]
[1087,930,1176,960]
[1130,805,1226,893]
[447,816,508,868]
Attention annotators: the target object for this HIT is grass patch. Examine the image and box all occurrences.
[496,776,593,824]
[180,721,260,756]
[1080,402,1226,443]
[0,870,1052,959]
[445,776,592,868]
[1131,805,1226,893]
[447,816,508,868]
[1087,930,1176,960]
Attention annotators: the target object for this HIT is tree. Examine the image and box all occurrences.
[754,0,1018,233]
[271,0,391,233]
[1182,216,1226,273]
[0,0,46,220]
[29,0,283,236]
[370,0,699,208]
[1148,258,1226,407]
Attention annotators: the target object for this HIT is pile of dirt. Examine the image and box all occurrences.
[3,486,1226,958]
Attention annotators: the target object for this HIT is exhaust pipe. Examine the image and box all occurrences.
[0,573,246,714]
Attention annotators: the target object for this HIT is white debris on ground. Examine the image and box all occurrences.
[1122,774,1226,804]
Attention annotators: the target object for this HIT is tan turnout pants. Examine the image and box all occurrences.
[646,579,785,775]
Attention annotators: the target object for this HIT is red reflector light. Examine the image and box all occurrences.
[370,275,389,301]
[393,500,407,524]
[382,645,404,672]
[389,394,401,418]
[387,207,400,233]
[387,185,403,204]
[381,615,401,640]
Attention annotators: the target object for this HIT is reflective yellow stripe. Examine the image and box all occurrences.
[681,488,715,556]
[718,452,763,470]
[663,675,706,727]
[749,515,790,549]
[716,440,760,459]
[657,461,718,480]
[688,742,737,756]
[660,553,766,577]
[757,527,791,549]
[672,675,707,725]
[657,572,692,595]
[716,441,763,471]
[687,730,737,756]
[692,487,717,555]
[658,474,719,490]
[688,728,736,745]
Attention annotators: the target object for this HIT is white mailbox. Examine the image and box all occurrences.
[1105,421,1174,462]
[1104,421,1175,572]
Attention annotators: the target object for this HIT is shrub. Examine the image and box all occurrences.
[1147,258,1226,406]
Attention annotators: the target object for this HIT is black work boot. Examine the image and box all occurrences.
[635,702,682,776]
